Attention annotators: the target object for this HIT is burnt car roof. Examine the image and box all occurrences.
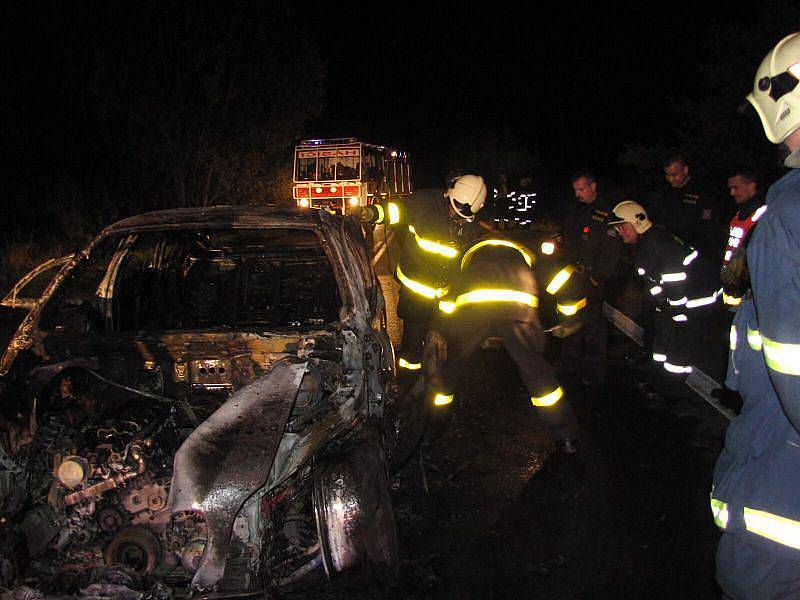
[102,204,332,235]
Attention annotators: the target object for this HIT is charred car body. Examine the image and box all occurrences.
[0,206,416,596]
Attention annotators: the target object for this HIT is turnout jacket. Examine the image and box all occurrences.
[370,188,480,300]
[713,165,800,558]
[562,196,621,286]
[634,226,720,313]
[438,237,586,325]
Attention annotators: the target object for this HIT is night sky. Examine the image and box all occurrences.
[4,1,799,221]
[311,2,786,184]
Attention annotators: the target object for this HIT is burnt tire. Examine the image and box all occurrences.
[313,431,399,578]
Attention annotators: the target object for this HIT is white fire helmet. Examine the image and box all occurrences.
[608,201,653,234]
[747,32,800,144]
[446,174,487,220]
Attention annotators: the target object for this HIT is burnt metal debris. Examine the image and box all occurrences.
[0,206,422,597]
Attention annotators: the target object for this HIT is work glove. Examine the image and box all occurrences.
[720,248,748,289]
[345,205,376,223]
[549,320,583,339]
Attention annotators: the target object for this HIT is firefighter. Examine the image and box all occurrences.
[560,169,621,386]
[720,166,766,308]
[711,32,800,599]
[607,201,721,399]
[354,174,488,377]
[427,235,584,454]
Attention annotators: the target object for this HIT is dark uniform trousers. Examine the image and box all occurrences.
[436,310,578,441]
[559,286,608,384]
[560,198,621,384]
[397,285,437,366]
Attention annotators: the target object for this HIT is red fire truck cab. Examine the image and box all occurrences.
[293,138,413,214]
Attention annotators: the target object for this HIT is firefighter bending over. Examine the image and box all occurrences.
[428,235,584,454]
[608,201,721,400]
[354,174,488,379]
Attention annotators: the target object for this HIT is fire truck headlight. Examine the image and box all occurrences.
[298,199,310,208]
[348,197,360,206]
[541,241,555,255]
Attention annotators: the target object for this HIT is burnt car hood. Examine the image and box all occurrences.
[169,357,308,590]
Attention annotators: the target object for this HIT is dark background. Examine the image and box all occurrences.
[3,1,800,248]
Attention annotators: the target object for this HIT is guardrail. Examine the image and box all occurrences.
[602,303,735,422]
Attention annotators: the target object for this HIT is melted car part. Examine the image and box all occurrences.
[169,358,307,590]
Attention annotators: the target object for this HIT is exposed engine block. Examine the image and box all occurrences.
[8,378,211,593]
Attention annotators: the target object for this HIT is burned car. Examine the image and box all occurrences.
[0,206,416,596]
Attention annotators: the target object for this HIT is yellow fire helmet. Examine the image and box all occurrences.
[747,32,800,144]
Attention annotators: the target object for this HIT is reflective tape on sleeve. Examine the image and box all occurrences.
[408,225,459,258]
[398,358,422,371]
[745,507,800,550]
[686,289,721,309]
[433,393,454,407]
[650,285,663,296]
[683,250,698,266]
[747,327,763,351]
[710,497,729,529]
[723,292,742,306]
[388,202,400,225]
[546,265,574,294]
[668,296,688,306]
[652,353,667,362]
[557,297,587,316]
[531,386,563,407]
[438,300,456,314]
[637,267,646,276]
[660,272,687,283]
[729,325,738,351]
[396,265,448,299]
[763,336,800,376]
[672,314,688,322]
[664,362,692,374]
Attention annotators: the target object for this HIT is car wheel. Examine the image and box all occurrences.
[312,430,399,578]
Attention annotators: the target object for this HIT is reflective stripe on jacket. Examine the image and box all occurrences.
[376,188,479,299]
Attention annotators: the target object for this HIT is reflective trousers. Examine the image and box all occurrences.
[435,314,578,441]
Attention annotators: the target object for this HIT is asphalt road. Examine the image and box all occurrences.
[362,225,730,599]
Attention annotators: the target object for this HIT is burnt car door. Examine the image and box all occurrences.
[0,255,73,352]
[337,217,425,471]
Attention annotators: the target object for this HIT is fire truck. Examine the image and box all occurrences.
[293,138,413,214]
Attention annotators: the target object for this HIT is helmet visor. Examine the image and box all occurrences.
[452,200,474,218]
[761,62,800,101]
